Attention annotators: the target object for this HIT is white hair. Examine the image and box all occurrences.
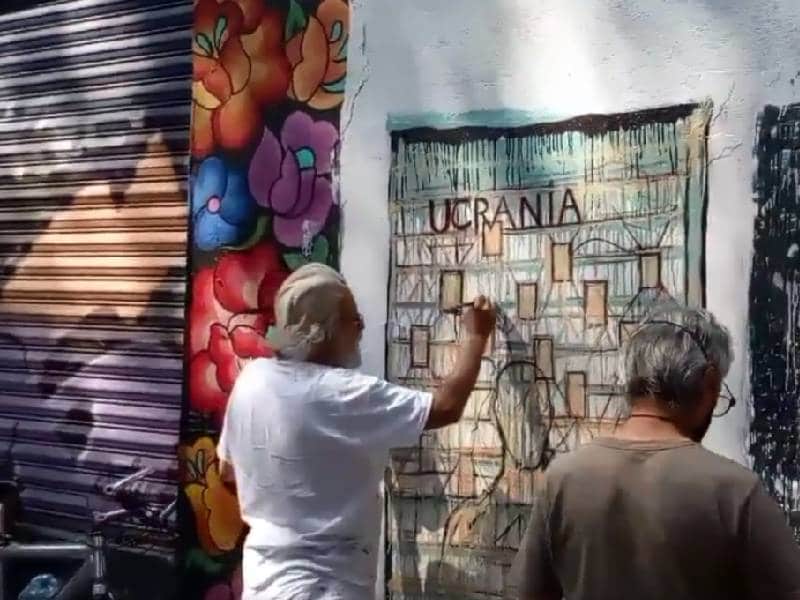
[268,263,348,360]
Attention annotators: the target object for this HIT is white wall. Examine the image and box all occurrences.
[342,0,800,468]
[340,3,800,596]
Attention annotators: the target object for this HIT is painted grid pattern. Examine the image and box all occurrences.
[385,105,710,598]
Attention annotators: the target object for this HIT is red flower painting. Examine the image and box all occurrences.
[188,241,288,420]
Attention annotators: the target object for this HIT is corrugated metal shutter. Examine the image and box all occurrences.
[0,0,191,543]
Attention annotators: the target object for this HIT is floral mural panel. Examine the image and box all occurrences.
[181,1,348,596]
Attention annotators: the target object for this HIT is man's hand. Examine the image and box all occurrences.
[426,295,496,430]
[462,295,496,341]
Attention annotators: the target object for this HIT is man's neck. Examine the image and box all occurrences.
[305,346,338,368]
[614,399,689,442]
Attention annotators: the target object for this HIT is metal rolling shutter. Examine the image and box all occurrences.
[0,0,191,542]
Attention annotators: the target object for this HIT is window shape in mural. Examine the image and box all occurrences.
[517,282,538,320]
[534,336,555,380]
[482,220,504,257]
[584,280,608,327]
[410,325,431,368]
[551,242,573,282]
[640,253,662,289]
[566,371,588,418]
[440,270,464,312]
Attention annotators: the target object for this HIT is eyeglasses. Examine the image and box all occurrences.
[631,317,737,419]
[714,381,736,418]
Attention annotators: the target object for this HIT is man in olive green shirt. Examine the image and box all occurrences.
[512,308,800,600]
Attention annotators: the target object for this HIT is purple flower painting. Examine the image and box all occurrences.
[248,111,339,247]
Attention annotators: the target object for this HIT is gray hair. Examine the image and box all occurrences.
[268,263,348,360]
[623,306,733,409]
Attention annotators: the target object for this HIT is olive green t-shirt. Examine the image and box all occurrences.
[511,438,800,600]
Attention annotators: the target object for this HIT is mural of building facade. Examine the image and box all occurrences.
[385,104,711,597]
[750,102,800,533]
[179,0,349,597]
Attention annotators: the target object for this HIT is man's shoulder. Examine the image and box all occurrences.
[683,443,760,488]
[228,358,276,403]
[240,356,274,376]
[240,357,336,384]
[545,437,759,489]
[315,365,380,390]
[543,441,609,476]
[316,368,429,408]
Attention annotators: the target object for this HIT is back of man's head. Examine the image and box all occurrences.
[623,306,733,410]
[269,263,349,361]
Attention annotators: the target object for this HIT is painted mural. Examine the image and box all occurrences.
[750,102,800,535]
[179,0,348,596]
[385,105,711,597]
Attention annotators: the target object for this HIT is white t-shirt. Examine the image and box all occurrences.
[217,357,432,600]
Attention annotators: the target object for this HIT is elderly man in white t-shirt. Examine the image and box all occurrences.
[217,263,495,599]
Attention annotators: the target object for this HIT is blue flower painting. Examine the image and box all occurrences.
[191,157,258,252]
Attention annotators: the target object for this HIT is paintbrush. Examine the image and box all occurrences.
[447,300,495,313]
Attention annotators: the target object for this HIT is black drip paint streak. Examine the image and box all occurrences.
[750,103,800,534]
[389,103,700,147]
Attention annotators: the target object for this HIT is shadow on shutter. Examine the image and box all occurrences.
[0,0,191,557]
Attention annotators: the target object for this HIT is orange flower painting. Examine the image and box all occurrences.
[181,437,245,555]
[286,0,348,110]
[192,0,291,157]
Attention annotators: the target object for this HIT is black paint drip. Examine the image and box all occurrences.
[750,103,800,538]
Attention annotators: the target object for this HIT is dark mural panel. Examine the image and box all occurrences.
[750,102,800,530]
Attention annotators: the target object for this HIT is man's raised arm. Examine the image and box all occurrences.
[425,295,495,430]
